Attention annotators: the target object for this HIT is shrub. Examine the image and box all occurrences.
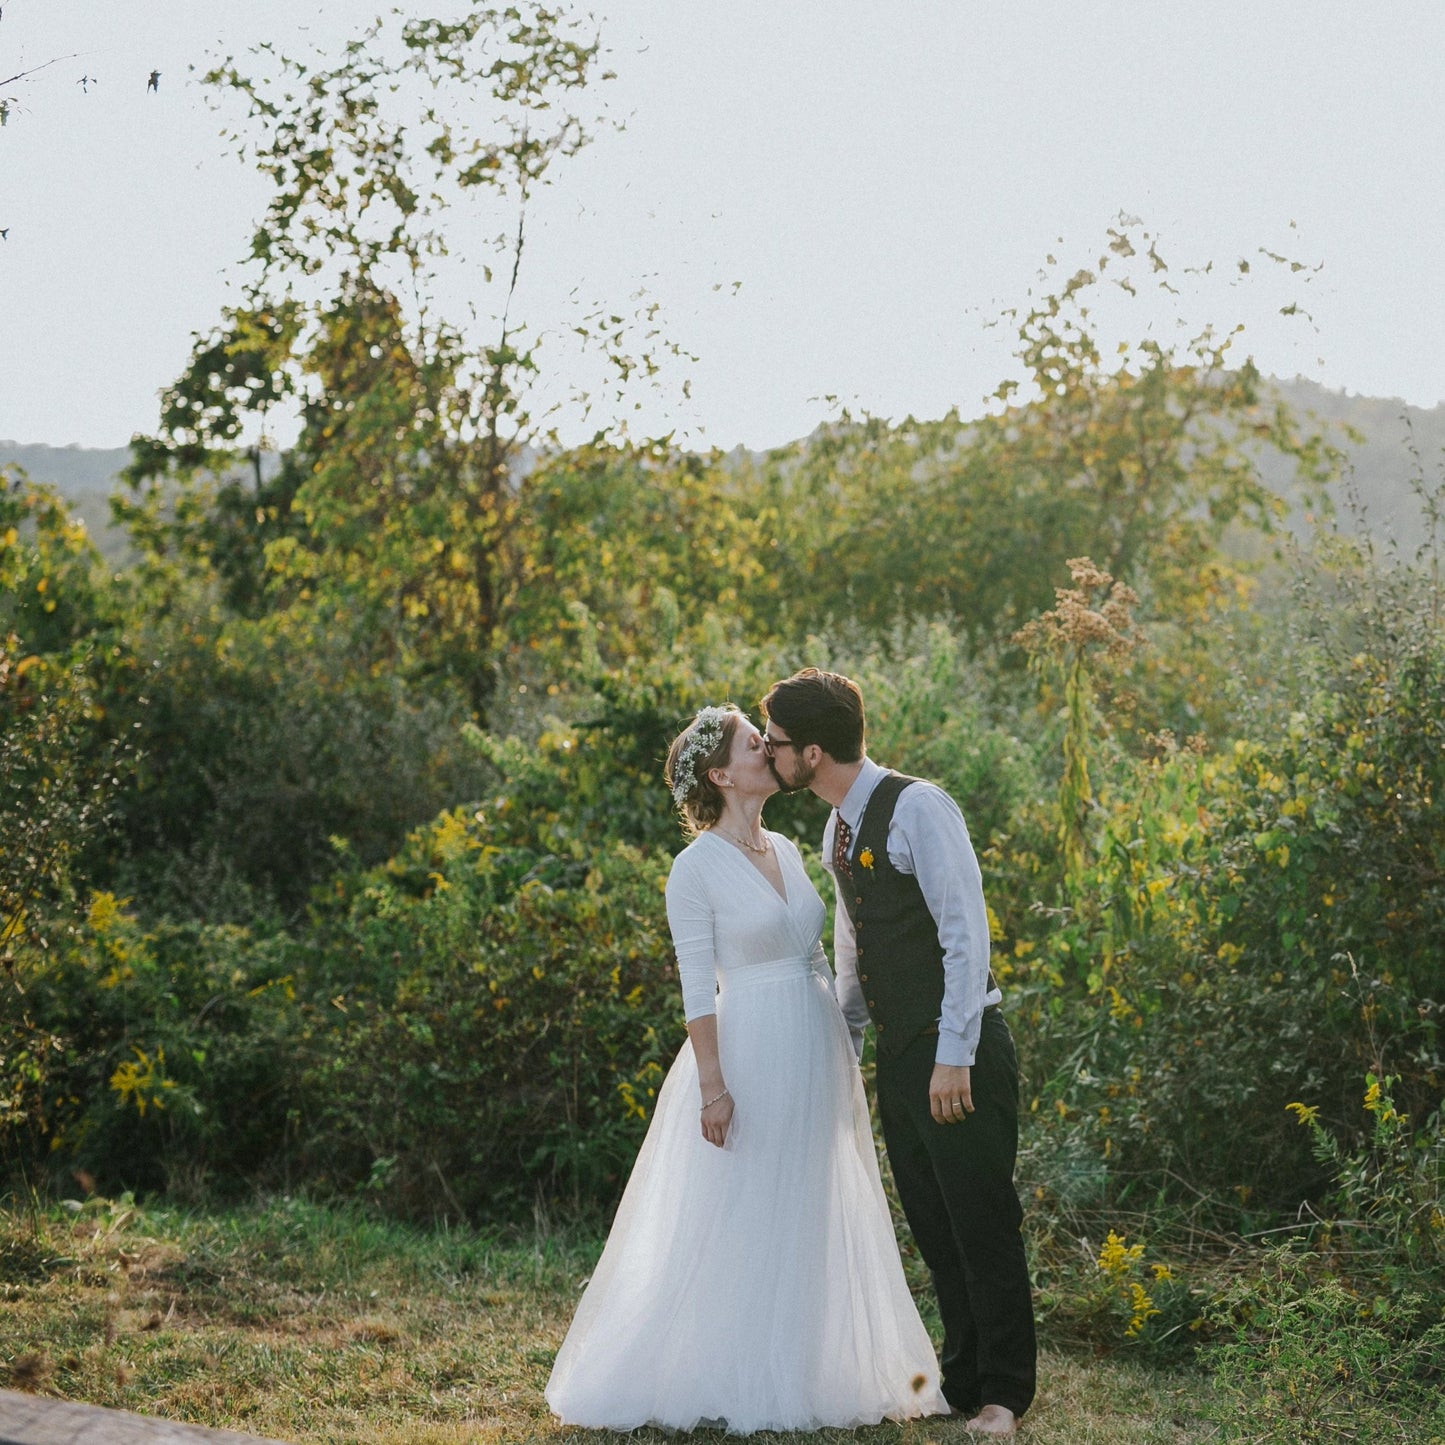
[1203,1247,1445,1445]
[2,474,134,1173]
[293,809,680,1218]
[14,815,684,1220]
[99,602,489,922]
[1006,598,1445,1228]
[1286,1074,1444,1289]
[18,898,309,1198]
[1029,1222,1199,1359]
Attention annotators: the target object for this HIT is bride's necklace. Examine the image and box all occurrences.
[714,826,770,856]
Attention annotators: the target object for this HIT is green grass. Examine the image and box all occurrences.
[0,1193,1214,1443]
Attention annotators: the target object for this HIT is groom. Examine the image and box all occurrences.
[761,668,1036,1436]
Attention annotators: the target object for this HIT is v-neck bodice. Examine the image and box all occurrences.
[665,831,830,1020]
[704,828,790,905]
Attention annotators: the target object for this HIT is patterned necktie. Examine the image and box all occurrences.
[833,814,854,879]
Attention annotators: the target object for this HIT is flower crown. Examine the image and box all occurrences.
[670,705,732,806]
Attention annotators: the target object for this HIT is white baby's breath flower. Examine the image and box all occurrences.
[671,706,730,805]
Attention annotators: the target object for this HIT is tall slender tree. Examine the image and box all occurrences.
[124,5,654,717]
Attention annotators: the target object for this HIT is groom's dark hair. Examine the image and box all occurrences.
[761,668,865,763]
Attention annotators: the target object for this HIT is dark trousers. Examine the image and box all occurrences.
[875,1007,1037,1417]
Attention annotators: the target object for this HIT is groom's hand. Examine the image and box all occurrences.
[929,1064,973,1124]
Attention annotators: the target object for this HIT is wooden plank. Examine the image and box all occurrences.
[0,1389,289,1445]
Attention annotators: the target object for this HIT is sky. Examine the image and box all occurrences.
[3,1,1444,453]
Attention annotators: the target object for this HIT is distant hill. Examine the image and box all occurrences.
[5,379,1443,565]
[1259,378,1445,553]
[1,440,135,560]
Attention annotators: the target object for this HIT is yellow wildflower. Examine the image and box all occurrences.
[87,891,128,936]
[1125,1281,1160,1337]
[109,1046,176,1118]
[1098,1231,1145,1277]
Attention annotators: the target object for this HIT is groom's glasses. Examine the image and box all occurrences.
[762,731,802,756]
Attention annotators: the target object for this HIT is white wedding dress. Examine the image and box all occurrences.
[546,830,946,1433]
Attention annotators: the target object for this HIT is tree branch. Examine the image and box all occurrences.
[1,53,82,90]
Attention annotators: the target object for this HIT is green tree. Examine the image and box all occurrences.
[757,226,1341,731]
[123,4,653,719]
[1000,516,1445,1223]
[501,440,785,677]
[1,472,130,1160]
[91,6,688,912]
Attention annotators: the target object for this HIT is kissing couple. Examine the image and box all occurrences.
[547,668,1037,1435]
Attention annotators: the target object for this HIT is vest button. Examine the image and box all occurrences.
[859,973,869,983]
[876,1022,885,1032]
[855,896,862,905]
[856,919,863,930]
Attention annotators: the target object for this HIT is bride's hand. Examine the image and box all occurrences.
[700,1091,734,1148]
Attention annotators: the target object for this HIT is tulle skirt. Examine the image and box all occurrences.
[546,958,947,1433]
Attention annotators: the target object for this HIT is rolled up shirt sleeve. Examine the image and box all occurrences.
[664,854,718,1021]
[890,784,1000,1068]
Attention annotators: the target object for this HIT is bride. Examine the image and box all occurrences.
[546,705,947,1433]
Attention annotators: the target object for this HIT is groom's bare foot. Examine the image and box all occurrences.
[964,1403,1018,1434]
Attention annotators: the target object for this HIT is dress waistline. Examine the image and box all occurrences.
[716,956,818,991]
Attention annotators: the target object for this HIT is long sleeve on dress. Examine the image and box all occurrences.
[665,852,719,1021]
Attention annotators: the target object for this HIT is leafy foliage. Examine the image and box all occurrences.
[757,232,1340,670]
[119,6,676,721]
[296,812,678,1217]
[1287,1073,1444,1283]
[1004,541,1445,1228]
[1,472,132,1158]
[20,900,306,1197]
[1203,1247,1445,1445]
[97,592,488,919]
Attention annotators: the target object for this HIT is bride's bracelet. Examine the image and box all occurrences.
[700,1088,731,1111]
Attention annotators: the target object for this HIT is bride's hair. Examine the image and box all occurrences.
[665,705,742,836]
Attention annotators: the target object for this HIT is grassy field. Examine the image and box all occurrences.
[0,1194,1215,1444]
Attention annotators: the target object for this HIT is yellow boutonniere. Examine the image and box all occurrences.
[858,848,875,870]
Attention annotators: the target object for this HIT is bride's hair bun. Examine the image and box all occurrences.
[665,705,741,835]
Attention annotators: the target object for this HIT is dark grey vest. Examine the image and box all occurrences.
[837,771,996,1060]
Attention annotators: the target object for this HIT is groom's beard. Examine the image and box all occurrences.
[769,754,816,794]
